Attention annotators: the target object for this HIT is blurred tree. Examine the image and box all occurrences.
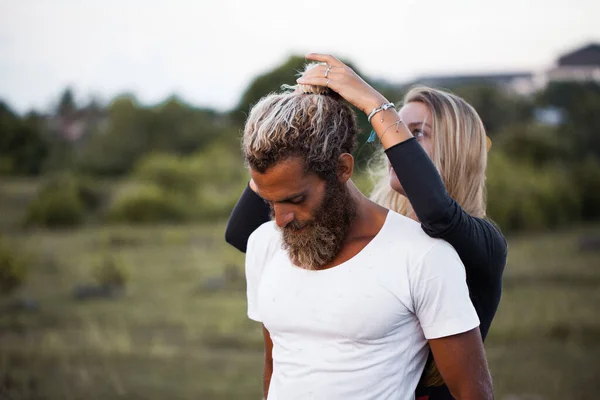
[495,123,574,166]
[76,94,232,176]
[56,87,77,117]
[571,155,600,221]
[370,78,405,105]
[537,82,600,158]
[0,101,49,175]
[233,55,308,124]
[75,94,143,175]
[453,84,533,135]
[145,96,223,154]
[486,152,580,232]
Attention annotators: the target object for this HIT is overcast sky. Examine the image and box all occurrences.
[1,0,599,114]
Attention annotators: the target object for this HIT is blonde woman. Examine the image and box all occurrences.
[225,54,507,400]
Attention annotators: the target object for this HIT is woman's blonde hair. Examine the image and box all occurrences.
[369,86,489,386]
[370,85,488,219]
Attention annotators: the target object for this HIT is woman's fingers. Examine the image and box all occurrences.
[297,68,343,93]
[300,64,340,82]
[297,75,336,89]
[299,53,387,113]
[305,53,345,68]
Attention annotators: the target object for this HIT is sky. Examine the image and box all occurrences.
[1,0,599,114]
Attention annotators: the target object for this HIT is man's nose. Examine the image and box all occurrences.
[273,204,295,228]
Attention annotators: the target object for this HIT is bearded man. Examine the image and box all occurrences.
[241,81,493,400]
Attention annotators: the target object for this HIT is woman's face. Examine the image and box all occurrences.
[389,101,435,195]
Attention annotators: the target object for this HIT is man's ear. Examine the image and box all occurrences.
[337,153,354,183]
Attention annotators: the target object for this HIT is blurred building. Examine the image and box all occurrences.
[546,43,600,83]
[48,105,107,141]
[411,43,600,96]
[411,72,538,96]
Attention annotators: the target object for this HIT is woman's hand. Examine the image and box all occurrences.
[297,53,389,116]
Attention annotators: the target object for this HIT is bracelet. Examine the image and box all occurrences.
[367,102,395,123]
[367,119,403,143]
[382,119,403,140]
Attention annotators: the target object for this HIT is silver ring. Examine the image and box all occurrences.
[325,65,332,78]
[326,78,331,88]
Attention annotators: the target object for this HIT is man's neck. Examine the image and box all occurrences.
[316,181,388,270]
[345,180,389,242]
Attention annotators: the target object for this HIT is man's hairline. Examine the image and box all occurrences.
[248,152,354,204]
[247,152,353,175]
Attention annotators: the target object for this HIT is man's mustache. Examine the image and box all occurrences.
[284,220,309,231]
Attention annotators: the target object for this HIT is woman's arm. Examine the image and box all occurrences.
[387,138,507,341]
[298,53,507,279]
[386,138,507,279]
[224,183,271,253]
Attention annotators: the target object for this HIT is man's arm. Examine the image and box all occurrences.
[410,241,492,399]
[429,328,493,400]
[262,325,274,399]
[244,224,276,398]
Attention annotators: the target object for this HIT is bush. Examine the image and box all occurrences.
[188,142,246,183]
[133,153,199,196]
[0,236,28,296]
[188,143,247,220]
[121,145,247,223]
[76,177,106,211]
[495,123,573,166]
[24,173,106,228]
[92,254,129,287]
[195,183,244,221]
[486,152,581,232]
[572,156,600,221]
[25,178,85,228]
[107,184,191,223]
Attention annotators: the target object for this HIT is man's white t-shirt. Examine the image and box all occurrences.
[246,211,479,400]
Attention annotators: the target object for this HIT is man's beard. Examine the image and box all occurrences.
[276,181,357,270]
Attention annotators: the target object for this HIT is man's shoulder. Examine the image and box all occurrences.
[249,220,279,242]
[383,211,448,253]
[247,221,281,258]
[377,211,462,273]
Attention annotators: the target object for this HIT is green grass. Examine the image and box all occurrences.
[1,222,262,399]
[0,179,599,399]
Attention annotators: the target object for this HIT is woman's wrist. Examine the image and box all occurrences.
[369,108,414,150]
[363,95,389,116]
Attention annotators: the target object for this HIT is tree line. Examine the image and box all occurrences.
[1,56,599,232]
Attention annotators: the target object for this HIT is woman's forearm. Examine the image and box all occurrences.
[385,138,453,225]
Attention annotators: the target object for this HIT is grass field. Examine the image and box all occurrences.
[1,179,599,400]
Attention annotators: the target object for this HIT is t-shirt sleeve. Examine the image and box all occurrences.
[245,223,277,322]
[410,241,480,339]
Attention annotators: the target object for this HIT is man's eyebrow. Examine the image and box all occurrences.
[407,121,432,130]
[257,190,307,204]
